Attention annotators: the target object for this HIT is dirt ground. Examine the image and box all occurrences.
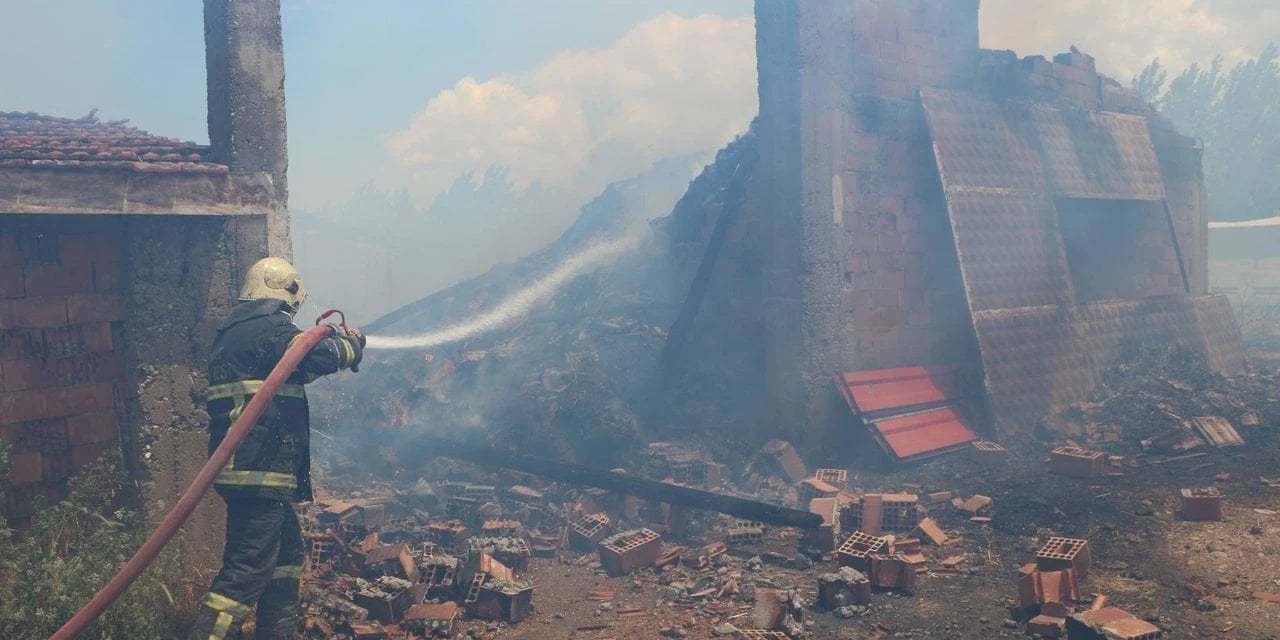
[304,418,1279,640]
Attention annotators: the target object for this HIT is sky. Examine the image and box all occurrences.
[1,0,1274,213]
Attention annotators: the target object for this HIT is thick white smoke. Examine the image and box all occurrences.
[366,232,645,350]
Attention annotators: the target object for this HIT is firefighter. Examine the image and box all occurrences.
[188,257,365,640]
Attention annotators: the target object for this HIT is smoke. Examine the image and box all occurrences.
[366,231,646,350]
[981,0,1276,78]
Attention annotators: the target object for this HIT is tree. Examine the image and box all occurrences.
[1135,45,1280,222]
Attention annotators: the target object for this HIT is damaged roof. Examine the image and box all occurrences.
[0,110,277,216]
[0,111,226,173]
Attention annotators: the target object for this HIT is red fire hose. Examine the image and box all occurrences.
[49,310,351,640]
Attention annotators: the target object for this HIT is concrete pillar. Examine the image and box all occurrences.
[204,0,291,259]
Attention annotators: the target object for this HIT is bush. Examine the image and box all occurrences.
[0,440,184,639]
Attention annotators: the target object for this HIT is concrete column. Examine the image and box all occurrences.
[204,0,291,259]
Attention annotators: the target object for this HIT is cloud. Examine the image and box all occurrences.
[386,12,756,202]
[981,0,1277,79]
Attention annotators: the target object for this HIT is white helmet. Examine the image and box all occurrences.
[239,257,307,311]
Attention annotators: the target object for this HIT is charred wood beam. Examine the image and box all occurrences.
[401,430,822,529]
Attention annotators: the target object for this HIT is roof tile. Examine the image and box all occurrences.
[0,110,226,173]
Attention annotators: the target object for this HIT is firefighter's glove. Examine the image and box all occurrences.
[347,326,367,348]
[340,334,364,372]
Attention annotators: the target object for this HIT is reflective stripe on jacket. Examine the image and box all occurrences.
[206,298,360,502]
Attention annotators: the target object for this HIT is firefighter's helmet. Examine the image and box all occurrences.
[239,257,307,311]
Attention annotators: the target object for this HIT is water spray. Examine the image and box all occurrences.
[366,232,644,350]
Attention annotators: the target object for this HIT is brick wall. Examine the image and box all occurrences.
[1,222,127,529]
[753,0,982,448]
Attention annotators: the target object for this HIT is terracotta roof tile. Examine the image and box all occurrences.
[0,110,227,173]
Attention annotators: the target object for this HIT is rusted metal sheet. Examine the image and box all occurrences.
[864,407,979,462]
[834,365,963,414]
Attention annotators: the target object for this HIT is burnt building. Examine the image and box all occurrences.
[0,0,289,563]
[676,0,1247,456]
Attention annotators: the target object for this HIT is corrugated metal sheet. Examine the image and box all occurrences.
[1030,106,1167,201]
[942,187,1072,311]
[975,295,1249,435]
[921,85,1248,437]
[835,366,979,462]
[865,407,979,462]
[921,88,1166,201]
[919,90,1047,193]
[835,365,963,413]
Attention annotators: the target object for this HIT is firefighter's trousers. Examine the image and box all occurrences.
[187,499,304,640]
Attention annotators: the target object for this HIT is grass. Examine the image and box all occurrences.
[0,439,188,639]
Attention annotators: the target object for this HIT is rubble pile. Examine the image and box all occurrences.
[293,439,1080,639]
[1040,345,1279,455]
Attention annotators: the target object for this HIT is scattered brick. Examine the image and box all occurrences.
[955,494,993,515]
[348,622,389,640]
[836,530,889,571]
[971,440,1008,463]
[814,468,848,487]
[598,528,662,576]
[869,554,917,593]
[1253,592,1280,604]
[914,517,949,545]
[1026,614,1067,637]
[468,536,532,573]
[472,577,534,623]
[817,567,871,610]
[735,630,792,640]
[797,477,840,506]
[569,512,611,551]
[402,602,461,637]
[363,543,419,583]
[1179,488,1223,521]
[804,497,841,552]
[1050,446,1106,478]
[1036,537,1092,580]
[353,576,415,624]
[1067,607,1164,639]
[728,526,765,545]
[754,439,809,483]
[1019,568,1081,608]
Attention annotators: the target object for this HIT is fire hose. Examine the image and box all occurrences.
[48,310,353,640]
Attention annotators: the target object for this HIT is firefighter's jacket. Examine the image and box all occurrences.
[205,298,361,502]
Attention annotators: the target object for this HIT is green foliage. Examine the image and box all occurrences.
[1136,45,1280,222]
[0,446,183,640]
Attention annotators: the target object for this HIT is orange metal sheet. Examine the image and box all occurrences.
[835,365,963,414]
[866,407,979,462]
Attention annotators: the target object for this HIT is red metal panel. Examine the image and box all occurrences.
[867,407,978,462]
[836,365,962,413]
